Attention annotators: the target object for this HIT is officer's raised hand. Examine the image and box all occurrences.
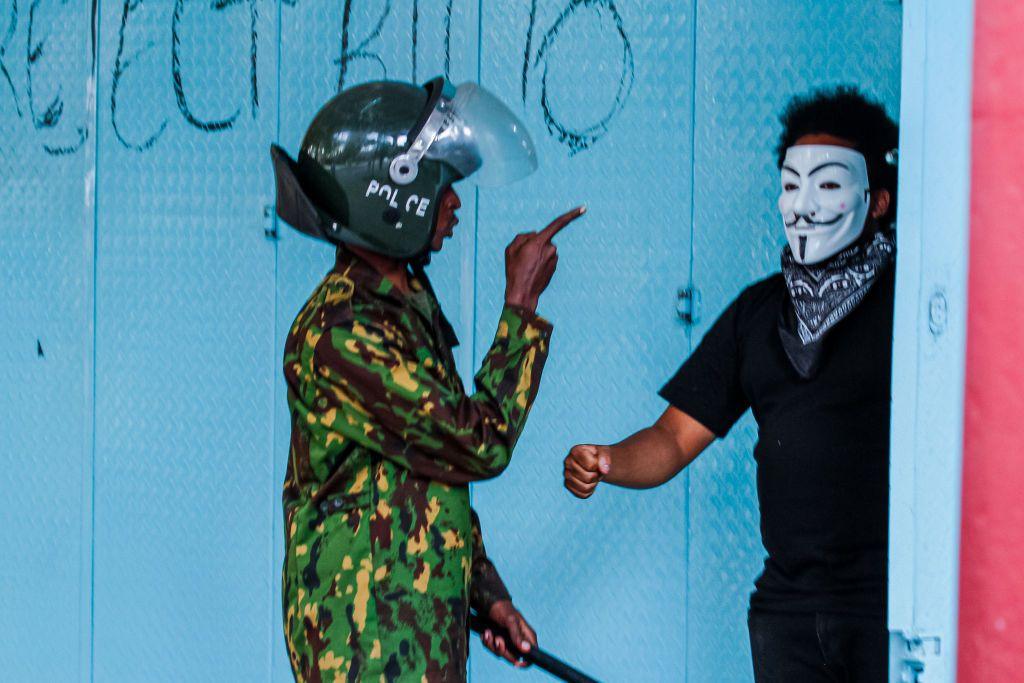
[504,206,587,313]
[563,444,612,499]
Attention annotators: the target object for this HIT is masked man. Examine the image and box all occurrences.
[272,77,585,682]
[563,87,898,681]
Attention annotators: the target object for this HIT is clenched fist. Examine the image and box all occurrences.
[563,444,612,499]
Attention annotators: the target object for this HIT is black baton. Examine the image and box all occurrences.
[468,611,600,683]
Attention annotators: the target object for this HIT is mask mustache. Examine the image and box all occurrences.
[785,213,844,229]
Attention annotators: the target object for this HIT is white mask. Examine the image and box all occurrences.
[778,145,871,264]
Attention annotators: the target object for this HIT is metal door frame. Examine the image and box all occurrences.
[888,1,976,681]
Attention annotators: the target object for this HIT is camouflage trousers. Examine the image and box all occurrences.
[283,471,475,682]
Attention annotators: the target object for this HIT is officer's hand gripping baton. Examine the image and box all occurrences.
[468,611,600,683]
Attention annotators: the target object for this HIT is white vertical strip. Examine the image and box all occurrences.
[888,0,975,680]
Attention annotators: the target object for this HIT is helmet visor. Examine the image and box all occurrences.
[425,82,538,187]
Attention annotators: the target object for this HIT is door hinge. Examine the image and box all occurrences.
[676,286,701,326]
[895,632,942,682]
[264,204,279,240]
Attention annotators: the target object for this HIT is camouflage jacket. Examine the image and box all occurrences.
[282,247,552,682]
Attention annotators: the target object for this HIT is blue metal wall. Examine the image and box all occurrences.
[90,2,279,680]
[469,1,693,679]
[687,3,902,681]
[0,2,901,681]
[0,2,95,680]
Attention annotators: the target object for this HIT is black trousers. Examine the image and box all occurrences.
[748,609,888,682]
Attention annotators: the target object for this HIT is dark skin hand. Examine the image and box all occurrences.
[564,406,715,498]
[482,599,538,668]
[503,204,587,313]
[354,187,586,311]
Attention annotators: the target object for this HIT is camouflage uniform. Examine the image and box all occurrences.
[282,247,552,682]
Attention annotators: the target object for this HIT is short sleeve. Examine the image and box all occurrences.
[659,295,750,437]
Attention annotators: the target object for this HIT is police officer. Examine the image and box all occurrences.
[563,86,899,681]
[272,77,585,681]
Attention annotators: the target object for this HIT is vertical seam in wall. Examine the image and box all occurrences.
[910,0,929,633]
[87,0,102,680]
[473,0,483,367]
[474,0,483,362]
[683,0,699,680]
[467,3,483,681]
[270,0,283,678]
[686,0,698,305]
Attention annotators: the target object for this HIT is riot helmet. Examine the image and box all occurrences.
[271,77,537,259]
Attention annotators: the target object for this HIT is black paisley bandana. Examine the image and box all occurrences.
[779,229,895,379]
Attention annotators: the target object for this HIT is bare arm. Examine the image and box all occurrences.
[563,406,715,498]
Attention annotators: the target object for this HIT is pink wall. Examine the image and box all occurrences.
[958,0,1024,678]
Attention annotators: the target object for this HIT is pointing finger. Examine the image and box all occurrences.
[539,205,587,242]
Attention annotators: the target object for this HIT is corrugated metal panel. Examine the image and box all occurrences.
[471,3,694,680]
[689,2,902,680]
[0,3,909,681]
[0,3,95,679]
[91,2,279,679]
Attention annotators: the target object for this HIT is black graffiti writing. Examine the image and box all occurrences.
[443,0,452,77]
[331,0,633,154]
[522,0,536,102]
[27,0,90,155]
[411,0,453,81]
[336,0,454,92]
[111,0,166,150]
[112,0,258,150]
[0,0,92,155]
[2,0,635,157]
[336,0,390,91]
[171,0,258,132]
[533,0,635,154]
[172,0,238,132]
[0,0,20,116]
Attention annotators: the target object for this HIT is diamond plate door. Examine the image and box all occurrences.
[91,2,279,680]
[471,3,694,680]
[275,1,481,679]
[688,2,902,681]
[0,2,95,679]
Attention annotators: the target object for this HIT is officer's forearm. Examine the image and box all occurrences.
[470,557,512,613]
[469,509,512,612]
[457,305,552,476]
[319,306,551,484]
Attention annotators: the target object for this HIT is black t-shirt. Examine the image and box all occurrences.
[660,270,894,616]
